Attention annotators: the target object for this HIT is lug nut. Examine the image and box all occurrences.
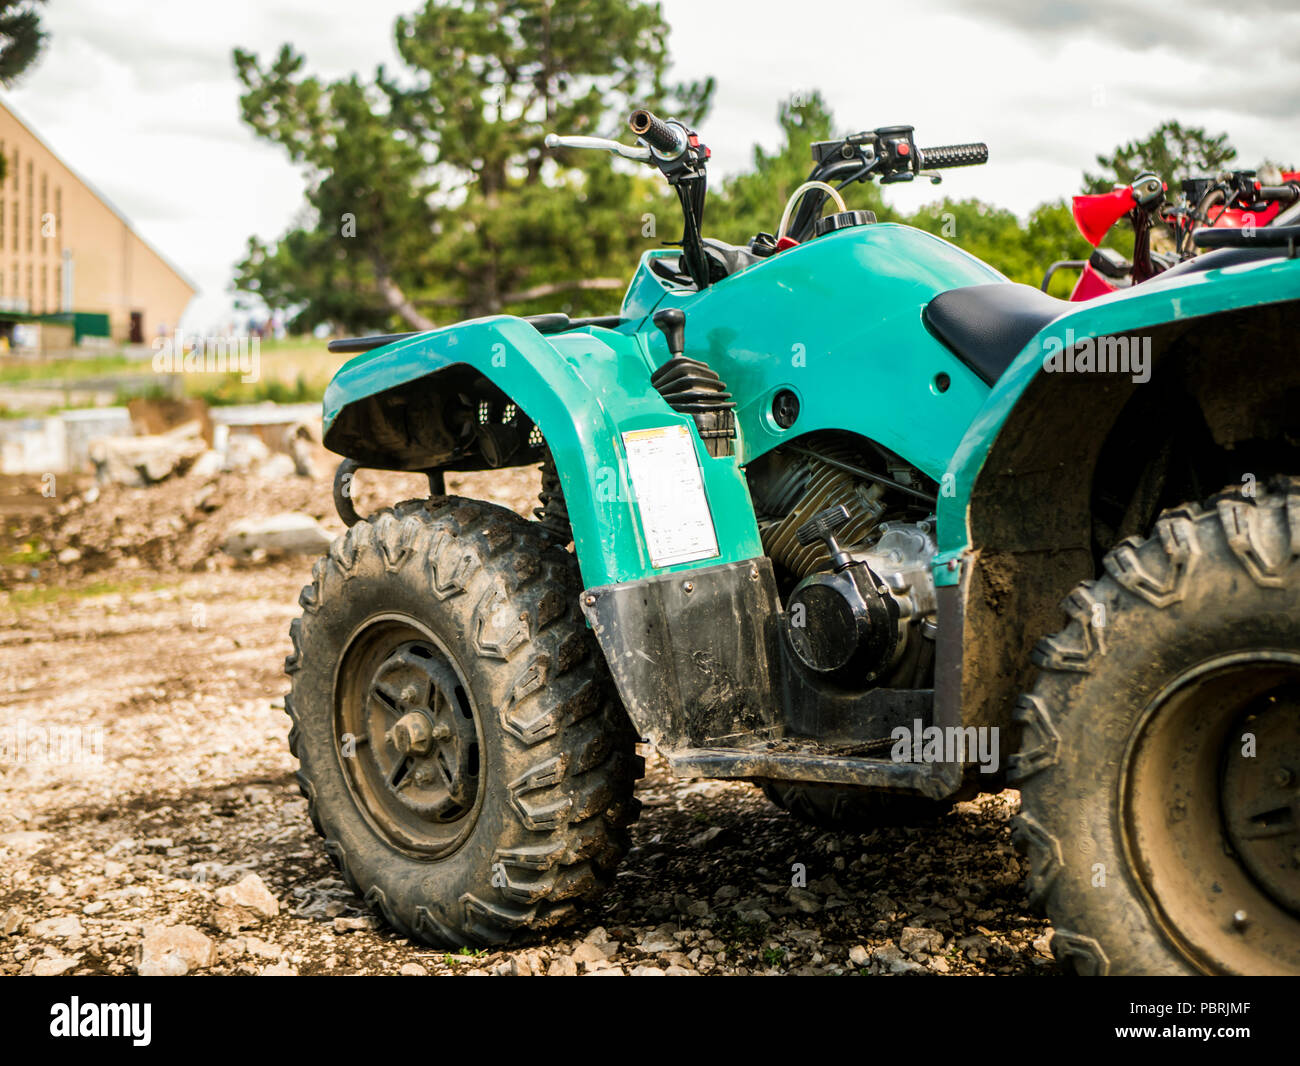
[389,712,434,756]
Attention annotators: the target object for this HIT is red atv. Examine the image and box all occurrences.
[1043,167,1300,298]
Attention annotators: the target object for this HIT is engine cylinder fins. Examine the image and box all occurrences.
[650,356,736,457]
[756,440,887,578]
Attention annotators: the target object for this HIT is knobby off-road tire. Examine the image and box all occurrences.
[1010,480,1300,975]
[284,497,642,948]
[759,781,955,830]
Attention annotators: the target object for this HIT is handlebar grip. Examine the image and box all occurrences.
[1257,184,1300,205]
[917,143,988,169]
[1193,224,1300,250]
[629,109,684,157]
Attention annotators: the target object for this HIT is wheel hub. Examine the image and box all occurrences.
[335,619,484,858]
[367,645,478,822]
[1121,652,1300,974]
[1221,697,1300,913]
[389,711,435,756]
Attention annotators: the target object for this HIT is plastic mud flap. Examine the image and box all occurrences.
[580,558,784,750]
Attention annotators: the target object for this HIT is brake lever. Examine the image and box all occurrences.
[544,133,652,163]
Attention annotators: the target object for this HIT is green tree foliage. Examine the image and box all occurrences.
[0,0,48,183]
[1084,120,1236,192]
[233,0,711,333]
[232,53,438,333]
[241,37,1241,330]
[0,0,46,87]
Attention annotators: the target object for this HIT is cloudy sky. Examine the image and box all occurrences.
[6,0,1297,330]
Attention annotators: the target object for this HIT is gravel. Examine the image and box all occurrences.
[0,461,1059,977]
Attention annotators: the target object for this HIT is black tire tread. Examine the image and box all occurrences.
[1009,476,1300,975]
[284,495,642,947]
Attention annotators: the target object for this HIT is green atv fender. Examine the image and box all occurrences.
[934,253,1300,585]
[322,315,764,589]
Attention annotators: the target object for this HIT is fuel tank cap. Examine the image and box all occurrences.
[813,209,877,237]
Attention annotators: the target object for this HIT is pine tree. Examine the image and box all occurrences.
[0,0,47,87]
[0,0,48,183]
[233,0,712,333]
[1084,120,1237,192]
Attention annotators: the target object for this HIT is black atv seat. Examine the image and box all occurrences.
[923,283,1066,385]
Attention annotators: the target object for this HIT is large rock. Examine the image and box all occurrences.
[546,955,578,976]
[222,513,333,558]
[254,453,297,480]
[212,873,280,932]
[89,421,206,486]
[899,926,945,958]
[223,433,270,472]
[32,915,83,940]
[138,924,216,976]
[32,955,80,976]
[0,830,52,856]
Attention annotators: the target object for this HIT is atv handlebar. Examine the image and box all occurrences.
[1256,183,1300,206]
[917,143,989,170]
[1193,224,1300,251]
[629,109,688,159]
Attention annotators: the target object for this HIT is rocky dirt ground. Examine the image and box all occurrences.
[0,454,1059,976]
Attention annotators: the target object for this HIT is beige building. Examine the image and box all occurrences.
[0,98,195,342]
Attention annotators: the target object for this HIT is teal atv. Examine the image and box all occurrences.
[285,108,1300,975]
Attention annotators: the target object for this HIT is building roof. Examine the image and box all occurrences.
[0,95,198,295]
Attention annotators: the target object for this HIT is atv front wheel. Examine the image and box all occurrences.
[284,497,641,947]
[1010,480,1300,975]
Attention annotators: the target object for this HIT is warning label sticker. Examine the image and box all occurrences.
[621,424,720,568]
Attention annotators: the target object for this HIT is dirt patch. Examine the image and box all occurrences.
[0,460,1056,976]
[0,449,541,588]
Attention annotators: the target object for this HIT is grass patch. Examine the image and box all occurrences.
[1,578,174,609]
[0,352,134,385]
[0,335,342,413]
[0,542,50,565]
[193,372,321,407]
